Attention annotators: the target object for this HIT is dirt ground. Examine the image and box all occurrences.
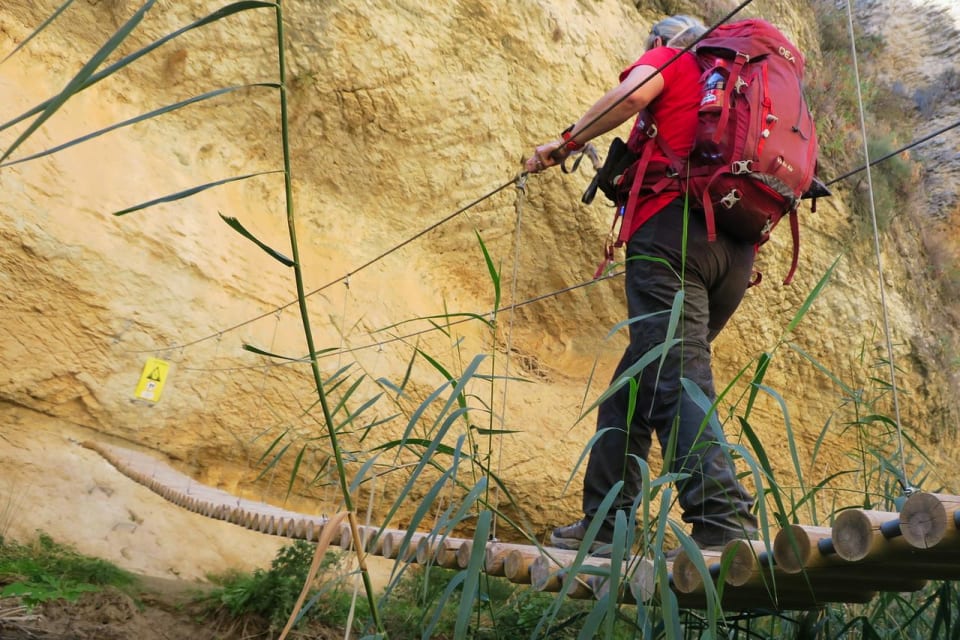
[0,574,350,640]
[0,406,364,639]
[0,576,249,640]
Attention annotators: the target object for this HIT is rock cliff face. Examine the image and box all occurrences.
[1,0,958,557]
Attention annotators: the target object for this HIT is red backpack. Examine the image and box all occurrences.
[593,19,821,284]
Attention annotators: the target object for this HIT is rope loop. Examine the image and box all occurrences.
[514,171,528,193]
[843,0,909,495]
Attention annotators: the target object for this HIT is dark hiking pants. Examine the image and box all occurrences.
[582,198,759,545]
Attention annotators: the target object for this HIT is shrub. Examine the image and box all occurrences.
[205,540,352,632]
[0,532,135,607]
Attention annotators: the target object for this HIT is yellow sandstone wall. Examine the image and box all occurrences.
[1,0,957,557]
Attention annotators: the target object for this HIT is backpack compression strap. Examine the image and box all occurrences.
[783,210,800,285]
[616,114,687,246]
[710,52,750,147]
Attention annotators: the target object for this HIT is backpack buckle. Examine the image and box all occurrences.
[645,123,658,138]
[720,189,741,209]
[731,160,752,174]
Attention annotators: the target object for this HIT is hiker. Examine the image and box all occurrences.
[524,14,759,554]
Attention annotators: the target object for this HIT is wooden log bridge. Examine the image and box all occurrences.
[85,441,960,611]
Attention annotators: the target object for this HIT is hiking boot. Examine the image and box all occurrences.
[550,518,612,554]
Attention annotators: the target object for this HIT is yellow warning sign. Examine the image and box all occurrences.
[134,357,170,402]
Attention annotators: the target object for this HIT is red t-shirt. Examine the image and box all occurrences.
[618,47,702,239]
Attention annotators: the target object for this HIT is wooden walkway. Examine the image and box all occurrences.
[84,440,960,611]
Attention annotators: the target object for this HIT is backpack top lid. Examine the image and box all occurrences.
[695,18,806,78]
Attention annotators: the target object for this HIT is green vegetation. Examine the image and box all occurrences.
[805,0,919,235]
[204,541,358,633]
[3,530,960,639]
[202,540,654,639]
[0,532,135,607]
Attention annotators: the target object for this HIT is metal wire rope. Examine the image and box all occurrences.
[175,269,623,374]
[126,1,758,356]
[843,0,912,495]
[125,0,958,448]
[120,102,960,363]
[489,173,528,540]
[826,117,960,187]
[557,0,755,146]
[128,175,521,354]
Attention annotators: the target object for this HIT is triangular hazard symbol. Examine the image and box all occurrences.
[147,367,162,382]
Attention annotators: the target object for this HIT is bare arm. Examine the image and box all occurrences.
[524,64,664,173]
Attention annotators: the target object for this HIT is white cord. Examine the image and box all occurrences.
[844,0,912,494]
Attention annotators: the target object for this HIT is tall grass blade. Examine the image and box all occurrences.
[756,383,808,515]
[255,441,291,481]
[895,427,935,470]
[342,394,389,438]
[661,539,687,640]
[401,354,484,447]
[285,444,306,500]
[377,311,493,333]
[320,363,354,396]
[255,429,289,464]
[370,438,464,457]
[347,453,383,495]
[376,385,477,533]
[559,427,617,494]
[1,0,75,65]
[471,426,521,435]
[624,377,640,433]
[728,439,776,541]
[242,343,310,361]
[788,343,857,396]
[790,469,855,522]
[423,571,466,639]
[397,351,418,395]
[930,583,953,639]
[581,338,679,418]
[454,509,492,640]
[329,375,365,421]
[605,308,671,338]
[578,599,608,640]
[0,0,157,163]
[787,254,840,333]
[475,231,501,310]
[534,481,622,638]
[743,352,771,421]
[438,476,488,533]
[381,449,461,589]
[376,376,403,397]
[667,519,720,633]
[604,509,628,638]
[220,211,293,265]
[678,377,723,430]
[112,170,283,216]
[810,413,835,487]
[414,348,469,415]
[0,1,276,135]
[654,289,684,383]
[1,85,278,168]
[391,379,455,461]
[627,454,653,553]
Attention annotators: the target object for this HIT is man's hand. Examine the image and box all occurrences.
[524,140,568,173]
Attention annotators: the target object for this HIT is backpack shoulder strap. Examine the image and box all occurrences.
[616,126,660,246]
